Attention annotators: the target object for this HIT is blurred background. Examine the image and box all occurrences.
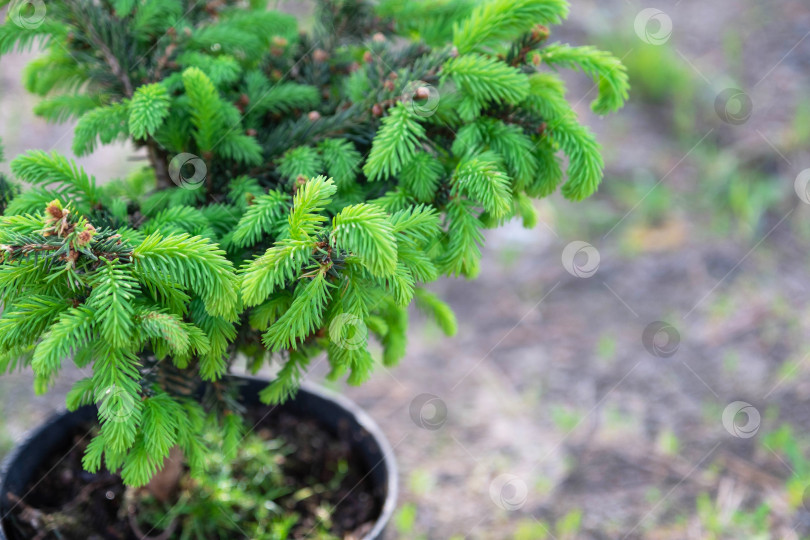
[3,0,810,538]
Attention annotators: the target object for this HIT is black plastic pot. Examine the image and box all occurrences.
[0,376,397,540]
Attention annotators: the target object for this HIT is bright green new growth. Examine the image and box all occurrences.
[0,0,627,491]
[0,198,237,486]
[129,83,171,140]
[364,103,427,182]
[453,0,569,54]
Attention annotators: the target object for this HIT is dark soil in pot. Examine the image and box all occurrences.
[0,379,396,540]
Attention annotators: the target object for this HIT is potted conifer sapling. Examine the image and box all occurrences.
[0,0,628,537]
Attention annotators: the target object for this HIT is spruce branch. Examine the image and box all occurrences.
[73,102,130,156]
[259,350,311,404]
[414,288,458,336]
[0,0,629,490]
[332,203,398,277]
[525,73,605,200]
[262,272,332,351]
[87,259,139,349]
[363,102,426,182]
[453,0,569,54]
[183,67,226,155]
[539,42,630,115]
[399,153,445,203]
[441,53,530,120]
[439,198,484,277]
[31,306,95,393]
[277,146,324,182]
[230,190,291,248]
[71,2,134,98]
[129,83,171,140]
[133,233,239,321]
[288,176,337,240]
[240,238,316,308]
[452,151,513,219]
[11,151,99,205]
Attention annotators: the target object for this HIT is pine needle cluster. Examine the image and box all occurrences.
[0,0,627,486]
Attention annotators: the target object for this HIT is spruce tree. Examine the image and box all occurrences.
[0,0,628,487]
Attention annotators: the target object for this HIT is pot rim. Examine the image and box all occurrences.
[0,377,398,540]
[298,379,399,540]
